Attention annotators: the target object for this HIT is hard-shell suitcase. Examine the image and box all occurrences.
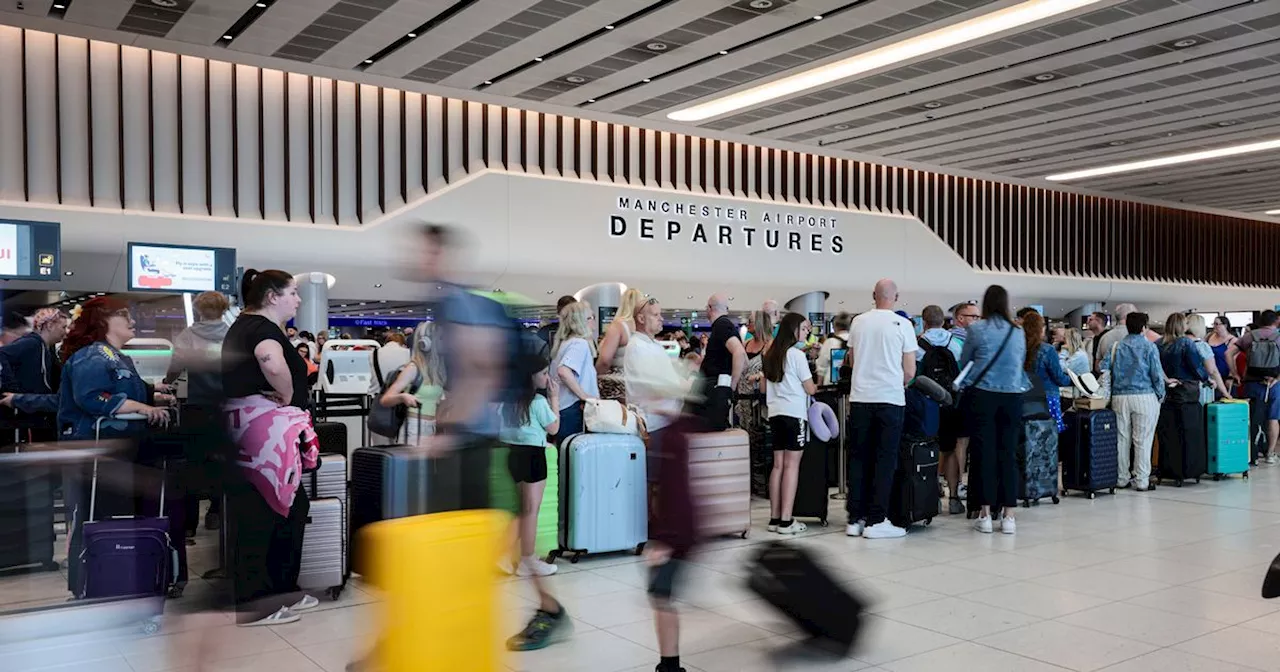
[1019,418,1061,507]
[1207,402,1250,479]
[688,429,751,539]
[1061,409,1119,499]
[888,437,939,529]
[361,510,506,672]
[536,444,559,559]
[550,433,647,563]
[313,421,349,457]
[793,420,830,526]
[298,496,345,598]
[746,541,867,653]
[1156,402,1206,486]
[302,453,347,502]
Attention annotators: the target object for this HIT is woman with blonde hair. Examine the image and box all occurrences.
[378,321,447,443]
[596,288,644,403]
[737,310,774,498]
[1055,326,1091,376]
[551,301,598,446]
[1155,312,1209,485]
[1185,314,1231,400]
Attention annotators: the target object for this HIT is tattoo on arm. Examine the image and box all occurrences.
[257,353,273,363]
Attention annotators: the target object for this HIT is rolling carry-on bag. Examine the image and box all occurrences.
[1156,401,1206,486]
[1061,409,1119,498]
[550,432,646,563]
[298,496,346,599]
[1207,401,1250,479]
[791,420,830,526]
[302,453,347,502]
[361,510,506,672]
[1020,418,1061,507]
[888,437,940,529]
[688,429,751,539]
[746,541,867,653]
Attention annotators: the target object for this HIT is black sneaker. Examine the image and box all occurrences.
[506,608,572,651]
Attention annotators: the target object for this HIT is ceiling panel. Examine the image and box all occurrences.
[9,0,1280,216]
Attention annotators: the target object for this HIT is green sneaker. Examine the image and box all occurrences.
[506,608,572,651]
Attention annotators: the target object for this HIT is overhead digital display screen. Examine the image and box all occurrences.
[0,219,60,280]
[128,242,237,294]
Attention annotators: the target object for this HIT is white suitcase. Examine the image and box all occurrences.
[298,496,345,598]
[303,453,347,505]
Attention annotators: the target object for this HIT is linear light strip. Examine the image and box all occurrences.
[1267,209,1280,215]
[1045,138,1280,181]
[666,0,1104,122]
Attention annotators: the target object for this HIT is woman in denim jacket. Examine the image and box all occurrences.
[1101,312,1166,491]
[957,285,1028,535]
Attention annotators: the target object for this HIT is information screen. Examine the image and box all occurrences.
[0,219,61,280]
[128,243,237,294]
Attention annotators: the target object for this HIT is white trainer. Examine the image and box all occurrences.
[863,520,907,539]
[517,556,559,577]
[777,520,808,535]
[974,515,994,534]
[846,520,865,537]
[290,594,320,612]
[1000,516,1017,535]
[1266,455,1279,466]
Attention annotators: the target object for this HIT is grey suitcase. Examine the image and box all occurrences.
[1020,418,1061,507]
[298,497,345,598]
[303,454,347,504]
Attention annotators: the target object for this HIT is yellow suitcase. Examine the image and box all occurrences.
[361,510,507,672]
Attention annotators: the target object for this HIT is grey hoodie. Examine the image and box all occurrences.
[167,320,230,405]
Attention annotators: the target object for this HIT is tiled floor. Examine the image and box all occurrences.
[4,467,1280,672]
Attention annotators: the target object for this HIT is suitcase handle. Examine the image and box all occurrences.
[89,414,168,523]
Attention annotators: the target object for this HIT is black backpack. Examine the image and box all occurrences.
[917,335,961,399]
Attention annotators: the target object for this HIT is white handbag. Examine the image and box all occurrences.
[584,399,640,435]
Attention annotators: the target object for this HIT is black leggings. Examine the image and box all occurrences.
[229,484,309,620]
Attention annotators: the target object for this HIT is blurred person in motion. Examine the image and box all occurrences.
[763,312,819,535]
[58,297,174,592]
[845,279,916,539]
[162,291,230,535]
[221,269,320,626]
[625,295,697,672]
[1101,312,1166,490]
[550,300,598,446]
[688,293,745,431]
[378,321,446,442]
[597,288,644,405]
[499,351,569,650]
[958,285,1027,534]
[0,307,69,428]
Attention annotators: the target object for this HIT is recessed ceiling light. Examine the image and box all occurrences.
[566,75,587,83]
[1046,137,1280,181]
[643,78,652,83]
[813,15,823,20]
[1217,120,1238,127]
[364,59,374,64]
[1017,157,1033,162]
[1173,38,1198,48]
[923,101,944,109]
[647,42,668,52]
[1108,140,1126,146]
[482,80,492,85]
[750,0,773,8]
[255,1,267,7]
[833,124,849,130]
[1034,73,1056,81]
[53,2,66,8]
[534,56,544,62]
[150,0,178,7]
[719,50,729,55]
[64,271,74,276]
[668,0,1104,122]
[605,24,615,30]
[407,32,417,38]
[587,98,596,103]
[222,35,234,40]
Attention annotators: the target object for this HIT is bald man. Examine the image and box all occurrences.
[688,293,745,431]
[845,279,917,539]
[1095,303,1138,373]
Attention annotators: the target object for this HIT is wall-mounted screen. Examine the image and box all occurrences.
[128,243,236,294]
[0,219,60,280]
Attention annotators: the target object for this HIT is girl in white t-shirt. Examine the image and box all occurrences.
[761,313,819,534]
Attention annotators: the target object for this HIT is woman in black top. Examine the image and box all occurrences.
[221,269,317,627]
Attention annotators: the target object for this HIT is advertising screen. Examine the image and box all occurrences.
[0,219,61,280]
[128,243,237,294]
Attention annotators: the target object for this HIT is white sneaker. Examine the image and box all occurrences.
[290,594,320,612]
[846,520,866,537]
[517,556,559,577]
[863,520,907,539]
[974,516,993,534]
[1266,455,1279,465]
[957,483,968,499]
[1000,517,1016,535]
[767,522,779,532]
[240,606,299,627]
[776,520,808,535]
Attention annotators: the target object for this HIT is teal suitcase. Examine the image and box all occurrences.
[1207,402,1250,479]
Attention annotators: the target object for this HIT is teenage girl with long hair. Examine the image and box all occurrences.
[761,312,818,534]
[379,321,446,443]
[550,301,598,446]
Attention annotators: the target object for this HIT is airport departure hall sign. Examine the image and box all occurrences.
[609,195,844,256]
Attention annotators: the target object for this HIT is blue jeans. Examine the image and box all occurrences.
[846,402,905,526]
[1245,382,1280,421]
[554,400,584,447]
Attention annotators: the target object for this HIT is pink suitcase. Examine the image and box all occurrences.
[688,429,751,539]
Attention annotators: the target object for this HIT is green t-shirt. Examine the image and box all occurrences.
[498,395,557,447]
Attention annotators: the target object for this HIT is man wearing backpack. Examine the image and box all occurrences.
[816,312,852,386]
[1228,310,1280,465]
[919,306,965,514]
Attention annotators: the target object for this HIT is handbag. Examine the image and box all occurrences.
[369,364,422,438]
[584,398,640,435]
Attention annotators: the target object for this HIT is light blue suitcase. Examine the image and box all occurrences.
[550,433,647,563]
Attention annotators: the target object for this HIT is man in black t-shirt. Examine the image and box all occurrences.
[687,293,745,431]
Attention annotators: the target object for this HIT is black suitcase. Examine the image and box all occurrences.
[746,541,867,652]
[792,429,830,526]
[888,437,939,529]
[0,455,59,572]
[1156,402,1206,486]
[1061,409,1119,498]
[313,421,348,457]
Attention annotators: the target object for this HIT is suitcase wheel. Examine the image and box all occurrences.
[1021,500,1030,509]
[546,549,561,564]
[1214,474,1222,481]
[570,553,582,564]
[1108,488,1116,495]
[1088,492,1096,500]
[1244,471,1250,479]
[167,585,184,599]
[818,519,829,528]
[328,586,344,600]
[634,543,646,556]
[923,518,932,526]
[740,530,750,539]
[1195,478,1201,484]
[141,620,160,636]
[1051,496,1060,505]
